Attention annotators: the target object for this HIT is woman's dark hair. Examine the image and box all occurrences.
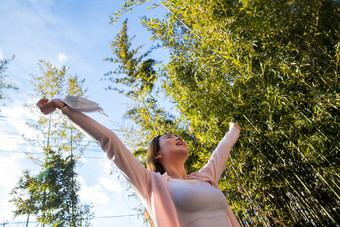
[144,135,166,226]
[146,135,166,174]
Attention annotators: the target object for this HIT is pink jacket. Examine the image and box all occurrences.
[62,106,241,227]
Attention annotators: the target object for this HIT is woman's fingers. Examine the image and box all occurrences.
[36,98,49,108]
[36,98,57,115]
[50,99,65,109]
[230,122,241,130]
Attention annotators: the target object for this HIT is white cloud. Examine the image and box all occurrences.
[79,184,110,205]
[0,97,45,221]
[0,153,36,189]
[78,175,86,185]
[103,159,114,173]
[91,206,118,219]
[98,177,122,193]
[58,53,68,64]
[0,50,3,59]
[0,99,40,151]
[79,155,89,164]
[0,153,39,220]
[0,135,20,152]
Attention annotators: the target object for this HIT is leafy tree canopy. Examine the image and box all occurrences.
[106,0,339,225]
[10,61,93,226]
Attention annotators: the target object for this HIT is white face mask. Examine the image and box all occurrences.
[62,96,108,116]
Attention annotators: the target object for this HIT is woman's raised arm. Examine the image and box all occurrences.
[37,99,151,197]
[197,122,241,183]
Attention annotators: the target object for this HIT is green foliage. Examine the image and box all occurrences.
[10,149,93,227]
[103,19,158,99]
[110,0,154,24]
[103,18,167,160]
[25,60,88,155]
[0,56,18,104]
[108,0,340,226]
[10,61,93,226]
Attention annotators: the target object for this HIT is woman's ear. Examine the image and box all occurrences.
[155,154,162,161]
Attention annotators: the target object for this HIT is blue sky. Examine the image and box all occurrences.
[0,0,167,226]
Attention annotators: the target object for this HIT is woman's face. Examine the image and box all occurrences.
[158,134,188,160]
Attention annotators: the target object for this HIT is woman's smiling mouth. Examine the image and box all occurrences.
[176,141,185,146]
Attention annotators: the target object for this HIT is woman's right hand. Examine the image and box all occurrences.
[36,98,65,115]
[229,122,241,131]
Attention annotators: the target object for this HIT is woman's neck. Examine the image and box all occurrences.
[164,162,188,179]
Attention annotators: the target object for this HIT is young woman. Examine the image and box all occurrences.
[37,98,241,227]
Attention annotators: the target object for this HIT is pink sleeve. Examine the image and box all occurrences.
[198,126,240,183]
[61,106,150,197]
[227,204,241,227]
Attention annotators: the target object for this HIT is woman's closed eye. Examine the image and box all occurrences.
[165,135,174,139]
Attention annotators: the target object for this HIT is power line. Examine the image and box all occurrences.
[94,214,139,219]
[0,116,130,160]
[1,214,139,225]
[0,114,31,119]
[0,142,103,152]
[0,131,102,149]
[0,149,108,160]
